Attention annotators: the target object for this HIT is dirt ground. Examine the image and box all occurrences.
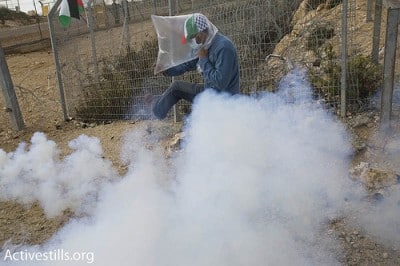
[1,2,400,264]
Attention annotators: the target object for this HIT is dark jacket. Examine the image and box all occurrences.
[163,33,240,94]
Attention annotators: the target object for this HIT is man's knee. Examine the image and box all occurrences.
[170,80,185,92]
[171,81,200,102]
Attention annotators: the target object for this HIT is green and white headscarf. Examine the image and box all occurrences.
[183,13,218,48]
[184,13,209,41]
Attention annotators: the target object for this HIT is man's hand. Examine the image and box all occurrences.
[198,47,208,59]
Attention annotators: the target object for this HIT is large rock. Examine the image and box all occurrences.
[350,162,400,190]
[165,132,185,157]
[254,0,343,91]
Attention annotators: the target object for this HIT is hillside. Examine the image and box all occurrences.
[0,7,38,27]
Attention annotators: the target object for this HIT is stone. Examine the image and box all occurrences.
[166,132,185,154]
[350,162,399,190]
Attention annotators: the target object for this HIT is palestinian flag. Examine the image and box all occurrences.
[59,0,84,28]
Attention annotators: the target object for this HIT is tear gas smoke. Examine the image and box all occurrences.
[1,68,399,265]
[0,134,117,217]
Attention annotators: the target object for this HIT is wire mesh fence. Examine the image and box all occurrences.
[48,0,372,122]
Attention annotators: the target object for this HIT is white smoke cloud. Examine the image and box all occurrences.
[1,68,399,265]
[352,185,400,248]
[0,133,117,217]
[165,69,354,265]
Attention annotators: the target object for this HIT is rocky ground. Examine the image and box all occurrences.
[336,111,400,265]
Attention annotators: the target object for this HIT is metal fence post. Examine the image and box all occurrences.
[48,0,68,121]
[119,0,131,51]
[0,43,25,131]
[169,0,178,123]
[153,0,157,15]
[372,0,383,64]
[169,0,175,15]
[366,0,373,21]
[380,6,400,131]
[340,0,348,118]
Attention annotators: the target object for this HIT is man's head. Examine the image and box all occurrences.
[184,13,209,45]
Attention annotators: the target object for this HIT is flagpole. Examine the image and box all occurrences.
[48,0,68,120]
[168,0,178,123]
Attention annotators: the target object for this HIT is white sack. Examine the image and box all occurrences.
[151,14,218,74]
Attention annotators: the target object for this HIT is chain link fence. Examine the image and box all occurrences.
[48,0,367,122]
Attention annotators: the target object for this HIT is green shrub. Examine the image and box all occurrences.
[75,38,160,122]
[308,44,382,111]
[347,54,382,99]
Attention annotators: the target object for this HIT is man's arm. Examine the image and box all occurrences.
[197,46,237,92]
[163,58,198,76]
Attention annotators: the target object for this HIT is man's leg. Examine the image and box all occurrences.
[152,80,203,119]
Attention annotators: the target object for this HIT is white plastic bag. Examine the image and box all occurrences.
[151,14,218,74]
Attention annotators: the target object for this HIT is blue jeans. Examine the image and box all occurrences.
[152,80,204,119]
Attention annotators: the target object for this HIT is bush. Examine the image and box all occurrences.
[347,54,382,99]
[75,38,161,122]
[308,44,382,111]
